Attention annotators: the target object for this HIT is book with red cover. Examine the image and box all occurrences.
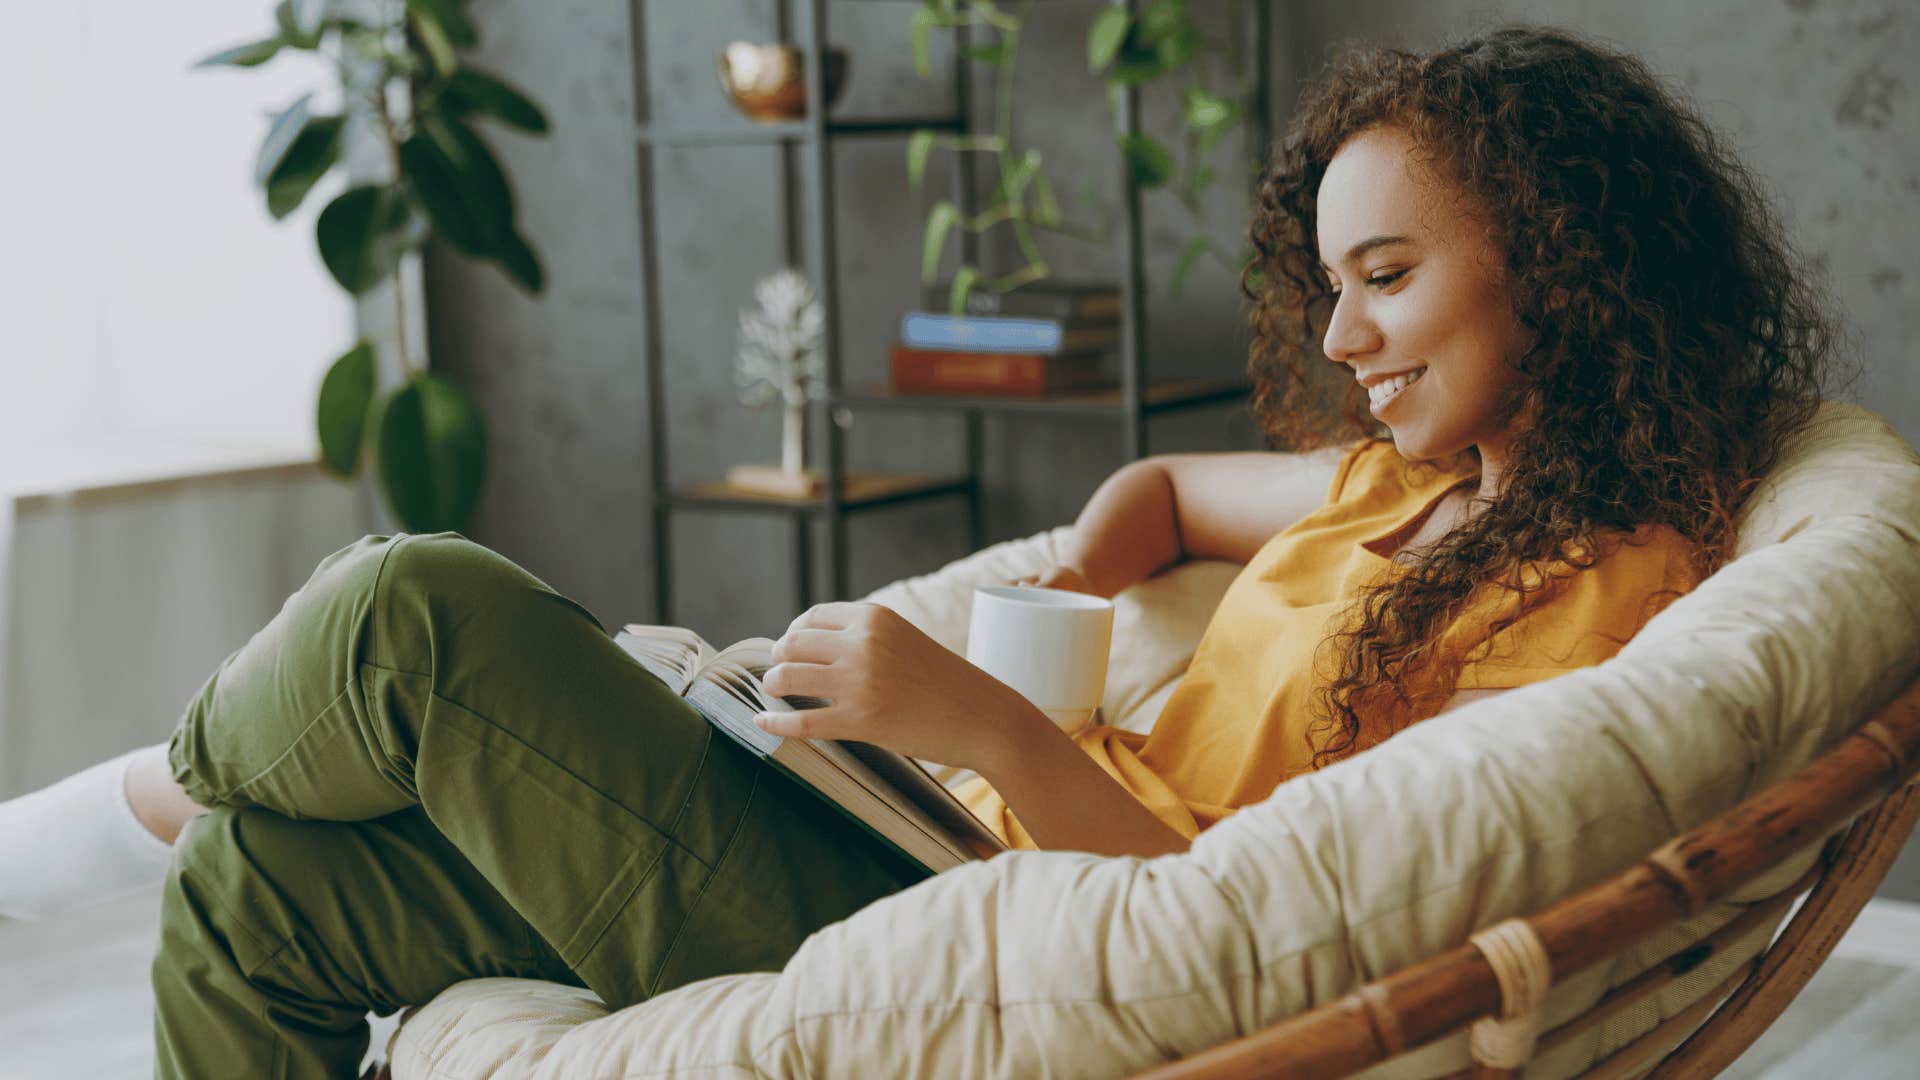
[889,345,1114,397]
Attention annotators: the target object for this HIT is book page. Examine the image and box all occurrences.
[615,625,717,696]
[734,676,998,857]
[834,742,1005,856]
[622,624,1000,868]
[689,676,971,869]
[687,679,781,757]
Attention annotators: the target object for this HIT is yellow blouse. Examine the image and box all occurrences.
[960,439,1703,849]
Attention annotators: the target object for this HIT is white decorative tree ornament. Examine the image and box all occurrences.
[727,268,828,497]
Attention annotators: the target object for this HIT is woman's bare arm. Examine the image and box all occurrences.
[1054,447,1348,597]
[977,703,1193,857]
[945,447,1349,854]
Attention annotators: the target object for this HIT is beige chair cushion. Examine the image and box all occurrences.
[390,402,1920,1079]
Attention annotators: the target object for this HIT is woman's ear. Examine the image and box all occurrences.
[1546,286,1570,312]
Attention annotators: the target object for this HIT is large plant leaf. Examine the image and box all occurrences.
[921,200,959,283]
[1155,22,1199,70]
[316,341,376,476]
[254,94,313,185]
[410,10,459,81]
[497,231,545,294]
[441,69,549,134]
[1181,87,1236,133]
[196,38,283,69]
[910,7,935,79]
[1030,165,1062,228]
[376,375,489,533]
[316,185,411,294]
[1119,133,1175,189]
[906,128,934,192]
[400,115,516,258]
[1087,7,1130,72]
[1109,27,1171,86]
[405,0,479,48]
[1136,0,1187,45]
[274,0,324,49]
[1003,149,1041,204]
[262,113,344,220]
[948,266,980,316]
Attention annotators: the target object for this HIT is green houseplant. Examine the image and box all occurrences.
[1085,0,1259,294]
[199,0,549,532]
[907,0,1256,309]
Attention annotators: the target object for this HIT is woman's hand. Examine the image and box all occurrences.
[754,601,1043,775]
[1006,562,1101,596]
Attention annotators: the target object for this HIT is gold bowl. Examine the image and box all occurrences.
[717,41,849,124]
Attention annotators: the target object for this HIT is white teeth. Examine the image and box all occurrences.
[1365,367,1425,406]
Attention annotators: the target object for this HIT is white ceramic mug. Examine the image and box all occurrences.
[965,585,1114,732]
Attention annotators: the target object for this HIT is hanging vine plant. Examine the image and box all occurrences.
[1087,0,1260,296]
[199,0,548,532]
[906,0,1258,309]
[906,0,1106,314]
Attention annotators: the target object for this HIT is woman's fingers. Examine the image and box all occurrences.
[760,660,836,699]
[754,706,829,740]
[769,628,841,664]
[782,601,870,636]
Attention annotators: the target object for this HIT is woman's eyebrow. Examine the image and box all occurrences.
[1341,234,1412,262]
[1318,234,1413,273]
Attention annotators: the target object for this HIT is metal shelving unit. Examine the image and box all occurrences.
[631,0,1269,624]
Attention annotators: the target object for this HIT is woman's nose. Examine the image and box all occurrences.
[1322,291,1380,365]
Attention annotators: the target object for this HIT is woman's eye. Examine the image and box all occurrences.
[1365,269,1407,289]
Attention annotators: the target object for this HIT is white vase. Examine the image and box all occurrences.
[781,402,805,477]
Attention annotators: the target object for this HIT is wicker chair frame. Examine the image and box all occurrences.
[1135,673,1920,1080]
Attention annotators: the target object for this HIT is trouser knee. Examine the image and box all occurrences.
[374,531,602,634]
[152,807,421,1078]
[158,806,312,981]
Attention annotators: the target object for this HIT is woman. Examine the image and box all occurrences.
[0,25,1828,1078]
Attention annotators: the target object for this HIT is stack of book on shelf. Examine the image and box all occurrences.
[889,281,1121,397]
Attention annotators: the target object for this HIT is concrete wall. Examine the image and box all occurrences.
[427,2,1918,895]
[426,0,1268,647]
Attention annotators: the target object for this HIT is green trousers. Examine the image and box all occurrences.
[153,533,927,1078]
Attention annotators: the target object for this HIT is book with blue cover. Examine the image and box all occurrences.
[901,312,1121,354]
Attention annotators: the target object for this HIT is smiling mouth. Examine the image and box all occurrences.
[1367,367,1427,410]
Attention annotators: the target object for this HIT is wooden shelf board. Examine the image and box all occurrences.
[669,471,971,510]
[636,114,963,147]
[834,377,1251,415]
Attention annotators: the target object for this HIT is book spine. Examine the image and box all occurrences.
[890,346,1107,397]
[901,313,1065,354]
[761,751,945,876]
[686,707,944,877]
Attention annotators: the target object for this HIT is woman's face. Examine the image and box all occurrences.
[1315,126,1527,476]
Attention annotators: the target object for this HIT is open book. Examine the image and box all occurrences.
[615,625,1007,873]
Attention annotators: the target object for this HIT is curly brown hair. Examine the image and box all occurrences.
[1243,26,1835,767]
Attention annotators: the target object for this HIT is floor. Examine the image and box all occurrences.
[2,891,1918,1078]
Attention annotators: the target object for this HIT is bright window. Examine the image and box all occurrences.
[1,0,353,459]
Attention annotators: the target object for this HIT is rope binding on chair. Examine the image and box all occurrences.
[1468,918,1554,1070]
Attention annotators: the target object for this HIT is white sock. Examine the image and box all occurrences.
[0,748,178,921]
